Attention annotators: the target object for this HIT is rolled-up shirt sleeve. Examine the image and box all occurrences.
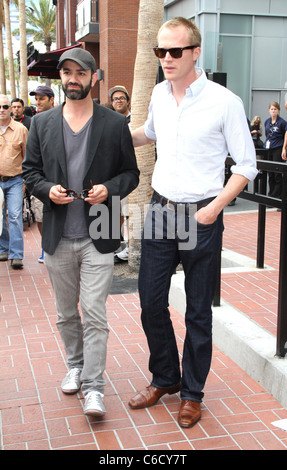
[144,92,157,141]
[224,94,258,181]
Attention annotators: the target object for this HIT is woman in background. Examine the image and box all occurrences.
[264,102,287,198]
[250,115,263,148]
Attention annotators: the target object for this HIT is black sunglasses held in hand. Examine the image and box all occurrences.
[65,189,90,200]
[153,45,198,59]
[64,180,93,200]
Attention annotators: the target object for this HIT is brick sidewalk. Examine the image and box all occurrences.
[222,209,281,336]
[0,215,287,450]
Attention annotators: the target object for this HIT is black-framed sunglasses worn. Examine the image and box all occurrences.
[153,45,198,59]
[0,105,10,110]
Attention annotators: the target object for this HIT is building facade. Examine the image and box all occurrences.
[54,0,139,103]
[164,0,287,121]
[54,0,287,122]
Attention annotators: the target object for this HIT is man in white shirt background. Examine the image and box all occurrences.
[128,17,258,428]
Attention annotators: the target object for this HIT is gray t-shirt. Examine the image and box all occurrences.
[62,116,92,238]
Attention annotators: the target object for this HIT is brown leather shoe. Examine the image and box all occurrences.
[178,400,201,428]
[129,383,181,409]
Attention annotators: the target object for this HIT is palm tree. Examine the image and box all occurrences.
[128,0,164,271]
[0,1,6,94]
[18,0,28,104]
[12,0,56,87]
[3,0,16,98]
[4,56,19,93]
[1,0,27,102]
[24,0,56,52]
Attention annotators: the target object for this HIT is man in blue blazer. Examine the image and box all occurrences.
[22,48,139,417]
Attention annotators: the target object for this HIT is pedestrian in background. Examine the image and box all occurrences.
[109,85,131,262]
[29,85,55,263]
[11,98,31,130]
[0,95,28,270]
[264,101,287,199]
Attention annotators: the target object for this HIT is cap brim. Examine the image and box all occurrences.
[29,91,53,97]
[57,58,91,71]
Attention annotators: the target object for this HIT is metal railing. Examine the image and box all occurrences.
[214,153,287,358]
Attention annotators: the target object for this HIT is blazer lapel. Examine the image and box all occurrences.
[50,104,68,183]
[84,102,105,179]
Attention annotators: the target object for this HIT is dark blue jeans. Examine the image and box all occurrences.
[138,199,224,402]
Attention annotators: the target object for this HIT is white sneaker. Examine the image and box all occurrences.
[84,391,106,416]
[116,244,129,261]
[61,368,81,394]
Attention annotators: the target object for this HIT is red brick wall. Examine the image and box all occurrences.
[83,42,100,100]
[55,0,65,49]
[56,0,77,48]
[66,0,77,46]
[55,0,140,104]
[99,0,140,104]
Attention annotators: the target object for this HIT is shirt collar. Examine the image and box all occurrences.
[7,118,17,130]
[0,118,14,133]
[187,67,207,97]
[164,67,207,98]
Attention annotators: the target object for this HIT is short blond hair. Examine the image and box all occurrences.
[158,17,202,47]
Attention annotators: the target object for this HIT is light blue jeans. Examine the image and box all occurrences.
[44,237,114,396]
[0,187,3,235]
[0,176,24,259]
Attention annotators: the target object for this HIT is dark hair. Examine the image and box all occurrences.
[24,106,33,117]
[11,97,25,106]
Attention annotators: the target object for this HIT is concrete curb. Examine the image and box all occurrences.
[169,271,287,409]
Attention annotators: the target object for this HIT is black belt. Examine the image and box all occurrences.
[0,175,19,182]
[153,191,215,211]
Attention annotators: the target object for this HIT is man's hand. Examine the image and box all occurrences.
[85,184,108,205]
[195,204,218,225]
[49,185,73,204]
[49,184,108,205]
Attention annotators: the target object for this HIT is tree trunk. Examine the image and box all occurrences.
[19,0,28,104]
[3,0,16,99]
[128,0,164,272]
[0,24,6,94]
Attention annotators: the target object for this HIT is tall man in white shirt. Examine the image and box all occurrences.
[128,17,258,428]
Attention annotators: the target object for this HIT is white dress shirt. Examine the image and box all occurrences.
[144,67,258,203]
